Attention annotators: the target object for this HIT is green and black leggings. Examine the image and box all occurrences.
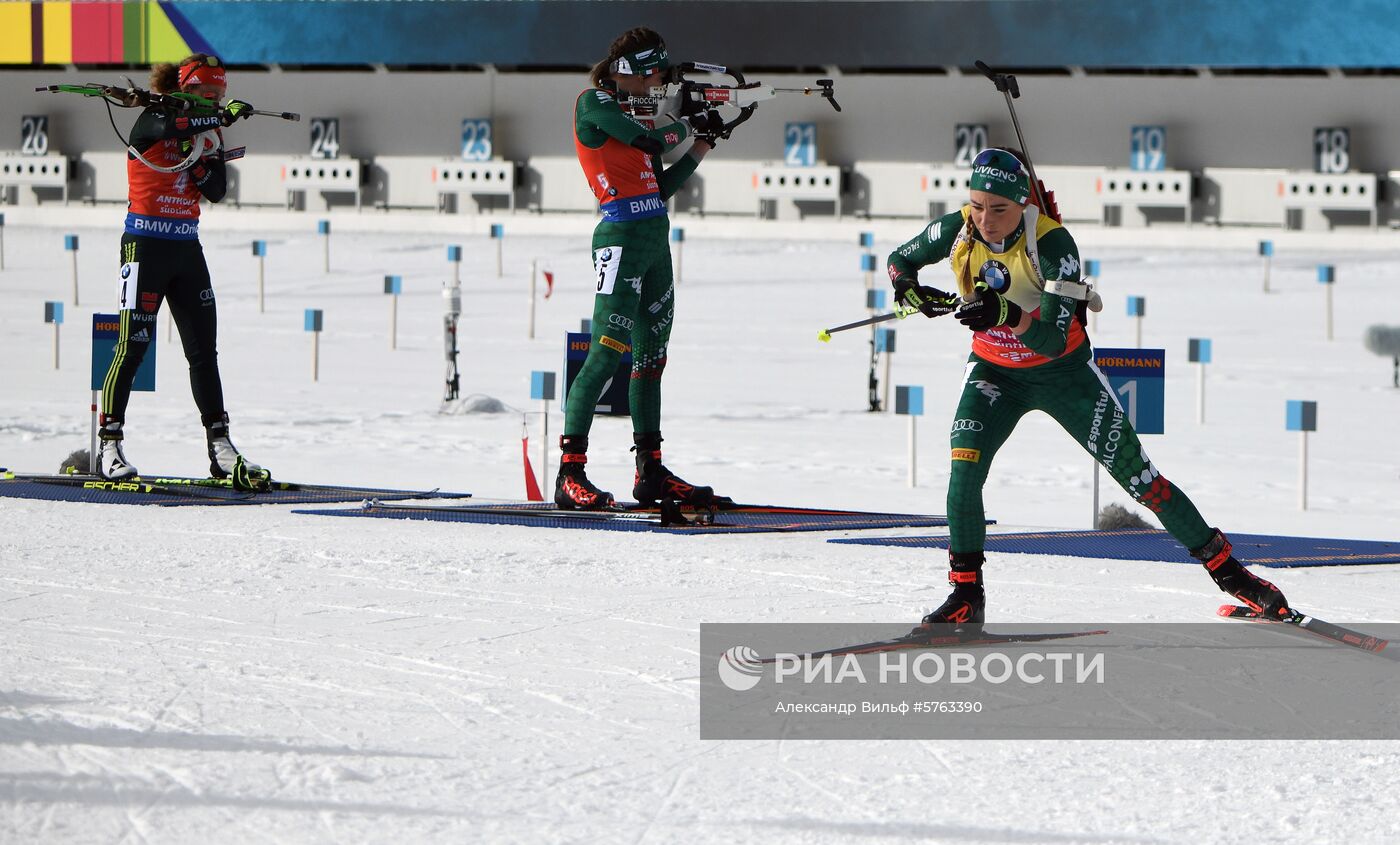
[101,234,225,427]
[563,216,675,436]
[946,344,1214,554]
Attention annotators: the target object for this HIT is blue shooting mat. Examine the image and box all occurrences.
[829,529,1400,568]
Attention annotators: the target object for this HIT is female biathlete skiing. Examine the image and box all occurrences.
[556,27,731,510]
[98,54,268,490]
[887,147,1292,630]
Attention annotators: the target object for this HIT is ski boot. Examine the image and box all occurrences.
[1192,528,1292,619]
[206,415,271,492]
[554,435,615,510]
[98,421,138,480]
[911,551,986,636]
[631,432,720,508]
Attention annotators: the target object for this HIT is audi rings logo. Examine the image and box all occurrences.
[951,419,984,433]
[718,645,764,691]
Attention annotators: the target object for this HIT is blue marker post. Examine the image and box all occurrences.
[895,385,924,487]
[859,232,875,289]
[530,370,558,489]
[866,288,887,411]
[876,327,897,413]
[1286,400,1318,510]
[490,223,504,278]
[384,275,402,350]
[318,220,331,273]
[1258,240,1274,293]
[1317,264,1335,341]
[1187,338,1212,424]
[252,240,268,313]
[64,234,79,306]
[1084,259,1101,330]
[447,244,462,286]
[1126,296,1147,348]
[44,301,63,369]
[304,308,324,381]
[670,227,685,284]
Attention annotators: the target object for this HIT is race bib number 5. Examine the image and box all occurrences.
[593,245,623,295]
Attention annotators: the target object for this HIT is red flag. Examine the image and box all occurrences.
[522,435,544,501]
[543,271,554,299]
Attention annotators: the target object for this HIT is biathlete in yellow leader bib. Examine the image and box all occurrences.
[556,27,735,511]
[886,147,1292,631]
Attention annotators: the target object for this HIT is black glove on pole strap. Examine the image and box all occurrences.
[892,276,958,318]
[955,283,1022,331]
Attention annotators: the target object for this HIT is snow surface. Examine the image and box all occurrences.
[2,204,1399,844]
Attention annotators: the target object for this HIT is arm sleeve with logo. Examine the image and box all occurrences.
[191,155,227,203]
[1016,226,1080,359]
[127,107,224,147]
[575,90,690,154]
[886,209,965,283]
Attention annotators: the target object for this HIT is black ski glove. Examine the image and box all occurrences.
[684,110,726,145]
[955,282,1022,331]
[220,100,253,126]
[892,275,957,318]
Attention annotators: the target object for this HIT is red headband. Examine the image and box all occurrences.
[178,58,226,91]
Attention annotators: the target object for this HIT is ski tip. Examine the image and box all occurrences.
[1217,604,1245,618]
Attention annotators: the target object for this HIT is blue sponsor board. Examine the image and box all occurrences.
[91,313,155,392]
[562,331,630,416]
[1095,347,1164,434]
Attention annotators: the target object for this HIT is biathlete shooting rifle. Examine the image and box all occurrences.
[37,80,299,172]
[624,62,840,140]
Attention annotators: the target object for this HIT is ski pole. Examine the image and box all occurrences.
[818,308,912,342]
[973,60,1048,213]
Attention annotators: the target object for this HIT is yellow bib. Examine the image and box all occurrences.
[948,205,1085,369]
[948,205,1063,308]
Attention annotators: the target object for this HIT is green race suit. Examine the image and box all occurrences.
[565,88,700,436]
[889,207,1214,554]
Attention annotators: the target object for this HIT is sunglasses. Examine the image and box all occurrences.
[972,148,1025,174]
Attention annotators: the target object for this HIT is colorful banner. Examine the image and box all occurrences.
[0,1,211,67]
[3,1,1398,69]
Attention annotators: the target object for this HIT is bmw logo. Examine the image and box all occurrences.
[979,260,1011,293]
[121,264,132,279]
